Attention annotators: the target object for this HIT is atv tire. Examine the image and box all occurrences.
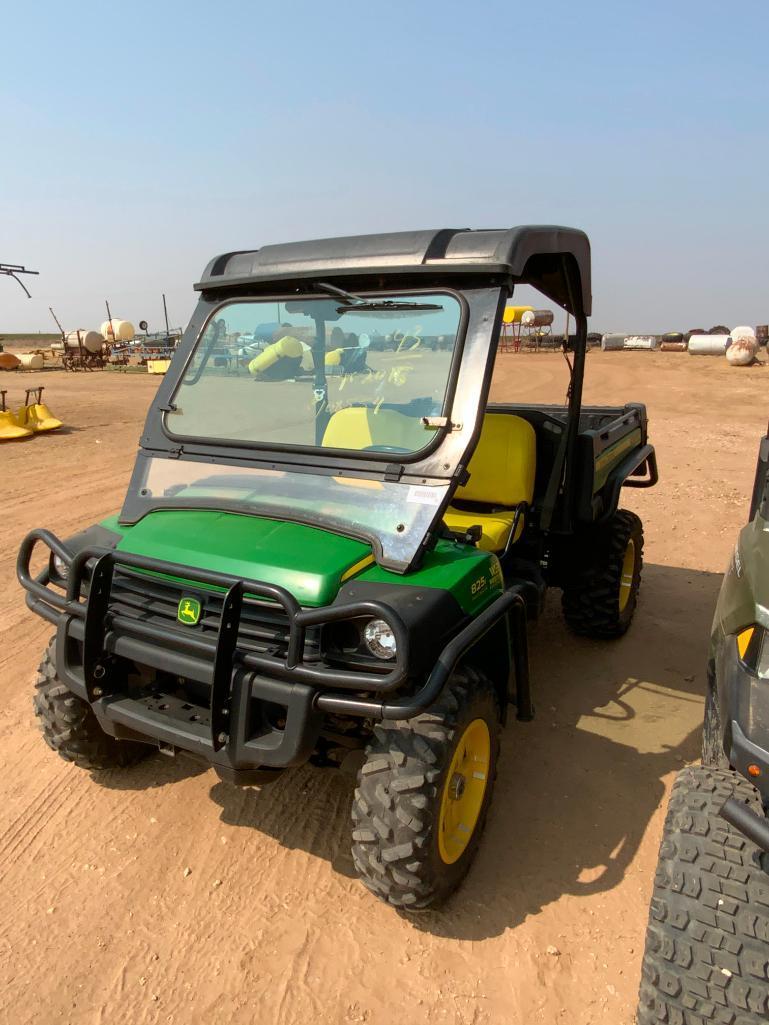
[351,667,500,909]
[637,764,769,1025]
[34,638,150,770]
[702,669,730,770]
[561,509,644,638]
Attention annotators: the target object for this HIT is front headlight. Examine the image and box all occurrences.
[50,552,70,583]
[736,625,768,677]
[364,619,397,661]
[322,616,398,665]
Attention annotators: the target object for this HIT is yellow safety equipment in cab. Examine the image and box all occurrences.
[248,335,304,375]
[324,348,344,367]
[444,413,536,552]
[323,406,428,453]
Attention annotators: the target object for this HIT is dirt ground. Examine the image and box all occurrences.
[1,351,767,1025]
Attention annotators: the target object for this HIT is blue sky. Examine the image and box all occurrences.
[2,0,767,334]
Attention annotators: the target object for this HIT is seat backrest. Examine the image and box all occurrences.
[455,413,536,507]
[322,406,427,451]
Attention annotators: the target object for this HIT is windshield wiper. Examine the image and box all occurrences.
[337,301,443,314]
[313,281,365,305]
[313,281,443,314]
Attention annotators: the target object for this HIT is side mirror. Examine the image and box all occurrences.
[139,320,148,332]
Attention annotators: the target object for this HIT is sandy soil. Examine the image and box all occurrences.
[1,352,767,1025]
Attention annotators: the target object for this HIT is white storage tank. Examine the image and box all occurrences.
[624,335,658,350]
[730,325,757,343]
[601,333,627,351]
[66,330,104,354]
[100,319,135,343]
[688,334,730,355]
[726,339,757,366]
[521,309,555,328]
[18,352,44,369]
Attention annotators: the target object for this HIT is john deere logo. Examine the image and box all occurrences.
[177,597,202,626]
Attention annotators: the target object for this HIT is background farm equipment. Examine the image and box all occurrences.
[0,386,62,440]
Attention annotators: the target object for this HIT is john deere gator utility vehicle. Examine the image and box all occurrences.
[18,227,657,908]
[637,423,769,1024]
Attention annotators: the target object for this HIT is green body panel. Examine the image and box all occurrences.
[593,427,643,491]
[100,510,501,613]
[357,541,503,615]
[110,509,372,607]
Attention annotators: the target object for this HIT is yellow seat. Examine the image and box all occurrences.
[442,507,525,552]
[444,413,536,552]
[323,406,427,452]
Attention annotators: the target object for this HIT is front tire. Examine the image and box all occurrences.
[351,667,500,909]
[34,638,150,770]
[637,764,769,1025]
[561,508,644,638]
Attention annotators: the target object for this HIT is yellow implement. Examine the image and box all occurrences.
[502,304,534,324]
[16,387,62,433]
[0,390,32,440]
[146,359,171,375]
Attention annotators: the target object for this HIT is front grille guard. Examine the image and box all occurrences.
[17,529,410,751]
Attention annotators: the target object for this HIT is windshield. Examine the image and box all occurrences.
[133,455,449,571]
[166,293,463,454]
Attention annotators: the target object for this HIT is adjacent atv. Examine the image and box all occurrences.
[18,226,657,908]
[637,424,769,1023]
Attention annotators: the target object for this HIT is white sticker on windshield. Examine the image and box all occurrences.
[406,485,443,507]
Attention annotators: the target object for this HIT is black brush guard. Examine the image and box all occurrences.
[18,529,531,779]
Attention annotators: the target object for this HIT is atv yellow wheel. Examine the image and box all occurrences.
[562,509,644,638]
[618,538,636,613]
[351,668,499,909]
[438,718,491,865]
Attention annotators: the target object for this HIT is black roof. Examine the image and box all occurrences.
[196,226,591,316]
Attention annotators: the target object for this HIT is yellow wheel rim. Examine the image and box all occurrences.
[437,718,491,865]
[619,539,636,613]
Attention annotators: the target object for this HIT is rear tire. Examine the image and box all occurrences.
[351,667,500,909]
[561,509,644,638]
[34,638,150,770]
[637,764,769,1025]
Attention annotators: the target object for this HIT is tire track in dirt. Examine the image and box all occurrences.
[0,769,74,878]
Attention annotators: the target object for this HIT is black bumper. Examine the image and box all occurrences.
[55,614,322,782]
[18,529,530,780]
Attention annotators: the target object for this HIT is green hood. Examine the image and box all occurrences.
[113,509,374,607]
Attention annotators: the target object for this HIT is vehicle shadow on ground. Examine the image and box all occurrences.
[123,561,722,940]
[93,748,209,790]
